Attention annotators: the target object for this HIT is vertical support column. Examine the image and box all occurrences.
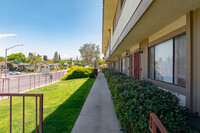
[140,39,149,80]
[23,96,25,133]
[39,94,43,133]
[186,11,193,109]
[10,96,12,133]
[36,96,38,133]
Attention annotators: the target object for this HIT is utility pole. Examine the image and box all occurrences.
[4,44,23,84]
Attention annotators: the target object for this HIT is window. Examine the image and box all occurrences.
[148,34,186,87]
[116,60,119,70]
[155,40,173,83]
[174,35,186,86]
[148,47,155,79]
[123,57,126,73]
[121,57,126,73]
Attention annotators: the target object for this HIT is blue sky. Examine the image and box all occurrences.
[0,0,103,59]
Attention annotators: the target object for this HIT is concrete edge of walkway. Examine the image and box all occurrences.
[71,73,122,133]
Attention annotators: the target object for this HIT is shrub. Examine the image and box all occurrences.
[102,68,200,133]
[61,67,95,80]
[19,66,26,72]
[59,65,64,70]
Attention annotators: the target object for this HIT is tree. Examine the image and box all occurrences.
[43,55,48,61]
[98,59,105,66]
[53,51,59,63]
[76,56,78,61]
[59,54,61,61]
[7,63,15,71]
[69,58,72,66]
[74,61,79,65]
[46,59,53,64]
[28,52,34,61]
[94,45,100,68]
[35,55,42,63]
[59,60,66,66]
[7,53,26,63]
[79,43,100,67]
[0,57,4,62]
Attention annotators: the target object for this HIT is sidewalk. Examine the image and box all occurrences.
[71,73,122,133]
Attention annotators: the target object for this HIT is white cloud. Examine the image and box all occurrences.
[0,34,18,39]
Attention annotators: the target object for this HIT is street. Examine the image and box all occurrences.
[0,72,41,78]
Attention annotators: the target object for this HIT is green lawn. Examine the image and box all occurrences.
[0,78,95,133]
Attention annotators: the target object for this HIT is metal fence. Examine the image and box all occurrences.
[0,93,43,133]
[0,71,67,99]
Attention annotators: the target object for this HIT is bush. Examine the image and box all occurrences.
[59,65,64,70]
[102,68,200,133]
[7,63,15,71]
[61,67,95,80]
[19,66,26,72]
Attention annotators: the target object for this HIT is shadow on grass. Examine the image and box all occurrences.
[31,78,95,133]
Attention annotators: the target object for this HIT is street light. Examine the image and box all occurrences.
[5,44,24,79]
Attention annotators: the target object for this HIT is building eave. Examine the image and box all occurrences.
[102,0,118,54]
[106,0,200,61]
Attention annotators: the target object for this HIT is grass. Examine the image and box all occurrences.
[0,78,95,133]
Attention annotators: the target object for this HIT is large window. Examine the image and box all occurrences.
[149,34,186,87]
[121,57,126,73]
[174,35,186,86]
[155,40,173,83]
[116,60,119,70]
[148,47,155,79]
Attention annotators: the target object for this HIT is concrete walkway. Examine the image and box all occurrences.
[71,73,122,133]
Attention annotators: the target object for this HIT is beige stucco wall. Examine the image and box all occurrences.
[139,10,200,113]
[191,8,200,113]
[130,43,140,53]
[111,0,141,50]
[140,39,148,80]
[108,5,200,113]
[149,15,186,43]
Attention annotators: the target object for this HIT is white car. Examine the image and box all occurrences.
[9,71,21,75]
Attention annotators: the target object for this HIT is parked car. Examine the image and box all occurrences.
[9,71,21,75]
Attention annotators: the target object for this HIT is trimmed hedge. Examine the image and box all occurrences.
[102,68,200,133]
[61,67,95,80]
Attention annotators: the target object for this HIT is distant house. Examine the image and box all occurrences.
[63,63,69,67]
[42,63,50,68]
[19,63,34,70]
[13,64,19,69]
[71,61,75,66]
[50,63,60,69]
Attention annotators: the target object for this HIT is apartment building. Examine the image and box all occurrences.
[102,0,200,113]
